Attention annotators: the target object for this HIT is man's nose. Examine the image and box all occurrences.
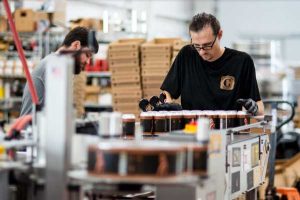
[199,49,206,55]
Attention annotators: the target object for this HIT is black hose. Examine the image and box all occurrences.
[263,99,295,131]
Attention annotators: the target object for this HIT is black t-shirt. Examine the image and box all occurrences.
[160,46,261,110]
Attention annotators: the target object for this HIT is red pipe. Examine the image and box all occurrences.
[2,0,39,104]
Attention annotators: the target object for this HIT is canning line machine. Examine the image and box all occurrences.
[0,54,273,200]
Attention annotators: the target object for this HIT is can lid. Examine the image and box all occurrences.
[205,110,218,117]
[237,111,248,115]
[218,111,228,116]
[155,112,167,117]
[122,114,136,120]
[167,111,183,117]
[140,111,155,117]
[227,110,237,115]
[194,110,205,116]
[100,111,122,118]
[183,110,196,116]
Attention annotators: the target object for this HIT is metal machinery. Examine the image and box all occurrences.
[0,54,273,200]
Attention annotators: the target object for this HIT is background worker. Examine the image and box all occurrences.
[20,26,99,116]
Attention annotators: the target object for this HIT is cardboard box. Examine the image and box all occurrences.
[85,95,99,103]
[141,44,171,53]
[113,97,140,104]
[113,102,139,110]
[142,60,170,67]
[173,40,189,50]
[142,69,168,76]
[108,51,139,60]
[143,90,162,98]
[142,75,166,82]
[141,53,171,61]
[35,11,49,21]
[142,82,162,89]
[114,108,140,116]
[14,9,36,32]
[109,58,139,68]
[153,38,181,44]
[112,90,142,99]
[108,38,144,52]
[142,79,164,85]
[70,18,103,31]
[0,16,7,32]
[85,86,101,94]
[110,66,140,75]
[111,75,140,84]
[112,82,141,90]
[118,38,145,44]
[109,43,140,52]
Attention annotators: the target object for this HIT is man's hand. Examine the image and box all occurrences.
[237,98,258,115]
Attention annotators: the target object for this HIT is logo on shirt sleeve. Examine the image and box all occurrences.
[220,76,235,90]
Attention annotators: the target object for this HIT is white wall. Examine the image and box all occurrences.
[193,0,300,61]
[192,0,215,15]
[66,0,194,40]
[146,0,193,39]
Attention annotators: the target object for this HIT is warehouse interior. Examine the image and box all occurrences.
[0,0,300,199]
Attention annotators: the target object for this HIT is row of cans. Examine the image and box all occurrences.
[88,140,208,177]
[140,110,251,134]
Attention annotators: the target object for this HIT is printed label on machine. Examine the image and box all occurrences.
[231,171,240,193]
[243,148,251,172]
[209,134,222,157]
[251,142,259,168]
[232,147,241,167]
[247,170,254,190]
[253,167,261,186]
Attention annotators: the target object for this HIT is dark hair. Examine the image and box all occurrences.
[62,26,99,53]
[189,13,221,36]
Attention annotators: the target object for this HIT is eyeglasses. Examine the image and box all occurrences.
[191,36,217,51]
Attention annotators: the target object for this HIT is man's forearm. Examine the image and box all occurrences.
[162,90,174,103]
[256,100,264,116]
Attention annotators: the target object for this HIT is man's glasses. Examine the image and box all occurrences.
[191,36,217,51]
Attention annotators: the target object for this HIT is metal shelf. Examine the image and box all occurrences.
[0,74,26,79]
[86,71,111,78]
[0,51,38,57]
[84,104,113,112]
[0,97,22,103]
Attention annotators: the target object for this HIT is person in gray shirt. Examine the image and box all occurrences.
[20,27,99,116]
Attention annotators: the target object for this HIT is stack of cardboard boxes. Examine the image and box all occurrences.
[140,38,179,99]
[0,16,7,32]
[108,39,145,116]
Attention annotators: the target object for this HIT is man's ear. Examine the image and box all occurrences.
[70,40,81,50]
[218,30,223,40]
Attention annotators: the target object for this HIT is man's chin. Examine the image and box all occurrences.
[201,55,211,61]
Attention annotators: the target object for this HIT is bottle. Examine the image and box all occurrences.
[0,79,4,100]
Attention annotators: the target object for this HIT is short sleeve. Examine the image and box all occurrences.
[20,76,45,116]
[160,50,183,99]
[242,55,261,102]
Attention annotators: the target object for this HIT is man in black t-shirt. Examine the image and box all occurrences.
[160,13,264,115]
